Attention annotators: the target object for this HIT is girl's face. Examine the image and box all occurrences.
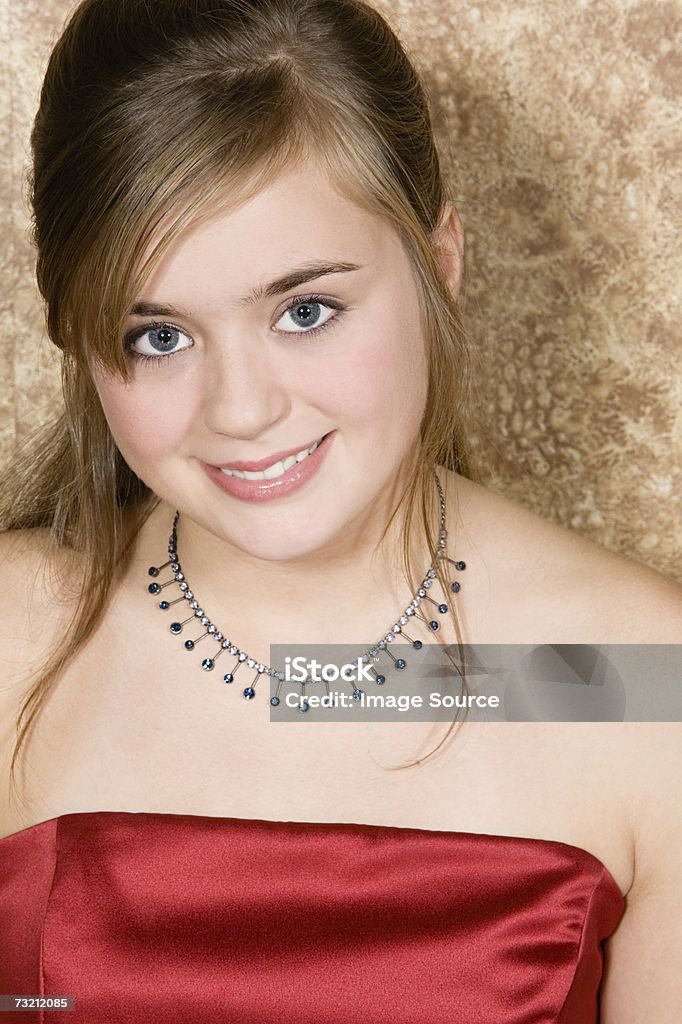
[92,157,431,562]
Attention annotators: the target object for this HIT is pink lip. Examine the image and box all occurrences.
[201,430,336,503]
[216,434,326,472]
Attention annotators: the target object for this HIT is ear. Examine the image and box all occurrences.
[431,201,464,299]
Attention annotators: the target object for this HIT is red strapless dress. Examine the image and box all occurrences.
[0,812,624,1023]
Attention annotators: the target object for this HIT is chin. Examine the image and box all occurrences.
[232,527,335,564]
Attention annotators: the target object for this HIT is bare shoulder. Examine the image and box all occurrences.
[447,471,681,643]
[0,529,85,822]
[599,723,682,1021]
[0,528,84,692]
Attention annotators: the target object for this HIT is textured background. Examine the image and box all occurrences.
[1,0,680,579]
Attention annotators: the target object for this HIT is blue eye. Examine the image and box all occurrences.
[275,295,341,336]
[274,296,337,335]
[124,323,192,364]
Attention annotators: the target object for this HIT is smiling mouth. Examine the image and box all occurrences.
[218,435,328,480]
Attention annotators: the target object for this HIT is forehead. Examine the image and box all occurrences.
[136,158,402,309]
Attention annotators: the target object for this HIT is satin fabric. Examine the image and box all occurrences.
[0,811,624,1023]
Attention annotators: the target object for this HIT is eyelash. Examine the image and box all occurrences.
[123,293,345,366]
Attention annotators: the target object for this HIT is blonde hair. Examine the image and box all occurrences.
[2,0,481,795]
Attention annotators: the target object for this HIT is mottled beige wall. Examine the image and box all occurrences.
[2,0,680,579]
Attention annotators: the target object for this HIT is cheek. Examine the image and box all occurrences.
[306,299,428,430]
[95,374,195,467]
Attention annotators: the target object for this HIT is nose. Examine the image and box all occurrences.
[200,335,291,440]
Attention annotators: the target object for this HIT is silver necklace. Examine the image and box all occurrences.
[146,470,466,709]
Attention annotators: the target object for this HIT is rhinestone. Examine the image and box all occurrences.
[276,672,285,681]
[299,700,309,714]
[247,658,256,669]
[202,658,214,671]
[457,561,466,571]
[229,645,238,655]
[224,673,233,683]
[268,668,276,677]
[399,616,408,625]
[257,663,265,673]
[178,582,187,591]
[207,625,216,634]
[185,590,193,599]
[392,624,401,634]
[361,654,370,664]
[352,689,363,701]
[148,583,160,594]
[384,633,394,643]
[423,580,432,589]
[413,640,423,650]
[243,687,255,700]
[190,600,199,609]
[429,620,439,631]
[440,529,448,540]
[270,696,280,706]
[159,601,169,610]
[396,659,406,670]
[369,646,379,657]
[428,568,437,578]
[184,640,195,650]
[438,603,448,614]
[451,581,461,593]
[418,588,426,597]
[378,641,386,649]
[195,609,204,617]
[201,616,209,625]
[215,632,223,641]
[406,607,415,616]
[170,622,182,634]
[238,652,248,661]
[414,596,421,606]
[171,562,180,571]
[174,572,184,581]
[375,674,386,685]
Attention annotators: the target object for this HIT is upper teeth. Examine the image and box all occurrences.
[220,438,322,480]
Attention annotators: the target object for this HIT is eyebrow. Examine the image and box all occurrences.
[129,260,361,318]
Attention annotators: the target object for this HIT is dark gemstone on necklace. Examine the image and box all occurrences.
[159,601,170,610]
[148,583,161,594]
[451,581,461,593]
[353,689,363,700]
[243,687,255,699]
[270,696,280,706]
[413,640,423,650]
[224,673,233,684]
[184,640,195,650]
[148,566,160,577]
[456,561,466,571]
[299,700,310,713]
[202,658,214,671]
[429,620,439,631]
[438,603,448,614]
[170,622,182,634]
[395,658,406,670]
[375,674,386,685]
